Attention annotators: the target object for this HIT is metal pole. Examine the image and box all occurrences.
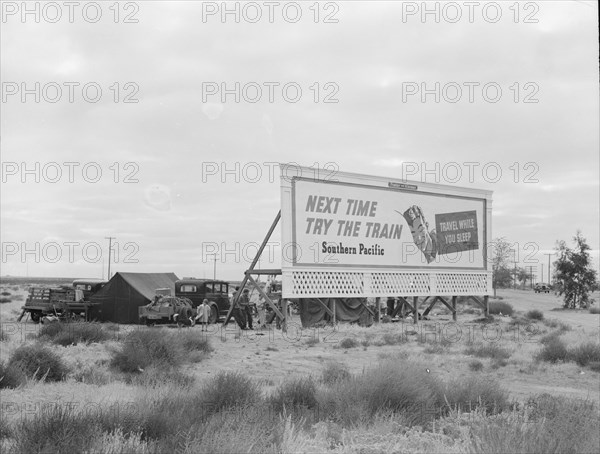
[105,237,116,279]
[545,253,553,286]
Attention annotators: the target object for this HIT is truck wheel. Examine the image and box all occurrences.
[209,305,218,324]
[30,312,41,324]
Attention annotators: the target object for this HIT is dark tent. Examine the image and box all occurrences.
[298,298,373,327]
[90,272,179,324]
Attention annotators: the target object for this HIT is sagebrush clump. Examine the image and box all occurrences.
[7,344,70,382]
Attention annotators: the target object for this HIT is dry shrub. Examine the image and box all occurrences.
[201,371,261,412]
[317,361,443,427]
[321,361,351,385]
[543,318,571,332]
[175,330,214,354]
[338,338,358,349]
[270,376,318,413]
[465,344,511,361]
[72,361,110,386]
[39,321,111,346]
[536,337,569,363]
[168,404,283,454]
[568,342,600,367]
[488,301,514,316]
[381,333,406,345]
[0,361,27,389]
[129,365,195,388]
[469,360,484,372]
[470,395,599,454]
[111,328,212,374]
[441,376,509,415]
[539,331,563,345]
[526,309,544,320]
[7,344,69,382]
[11,404,101,453]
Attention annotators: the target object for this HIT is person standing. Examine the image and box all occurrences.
[239,288,253,330]
[196,299,210,331]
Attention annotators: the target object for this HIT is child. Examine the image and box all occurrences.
[196,299,211,331]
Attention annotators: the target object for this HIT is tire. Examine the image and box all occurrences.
[179,307,193,319]
[139,316,147,325]
[208,305,218,324]
[30,312,41,324]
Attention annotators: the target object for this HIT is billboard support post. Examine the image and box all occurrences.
[222,211,286,331]
[452,296,457,321]
[413,297,419,324]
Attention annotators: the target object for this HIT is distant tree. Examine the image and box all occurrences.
[554,231,598,309]
[491,237,514,296]
[516,267,529,289]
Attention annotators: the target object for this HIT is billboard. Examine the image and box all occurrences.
[289,177,487,270]
[280,165,493,298]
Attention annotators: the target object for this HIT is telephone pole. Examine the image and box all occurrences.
[510,249,517,290]
[526,265,535,289]
[207,254,217,280]
[544,253,554,286]
[105,237,116,279]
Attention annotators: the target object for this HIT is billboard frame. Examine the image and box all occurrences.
[280,164,493,299]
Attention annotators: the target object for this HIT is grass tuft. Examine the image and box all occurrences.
[442,376,509,415]
[270,376,318,413]
[465,344,511,361]
[305,337,320,347]
[201,371,261,412]
[381,333,406,345]
[338,337,359,349]
[0,361,27,389]
[321,361,351,385]
[469,360,484,372]
[11,404,100,453]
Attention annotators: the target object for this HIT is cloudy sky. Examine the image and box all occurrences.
[1,0,598,282]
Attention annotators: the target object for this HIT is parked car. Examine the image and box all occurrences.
[138,290,194,325]
[534,283,551,293]
[175,279,231,323]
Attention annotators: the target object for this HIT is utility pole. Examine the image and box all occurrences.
[105,237,116,279]
[207,254,217,280]
[526,265,535,289]
[544,253,553,286]
[510,249,517,290]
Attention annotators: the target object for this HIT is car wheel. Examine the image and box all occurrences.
[30,312,41,323]
[209,305,218,324]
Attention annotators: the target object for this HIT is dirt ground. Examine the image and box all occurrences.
[1,286,599,411]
